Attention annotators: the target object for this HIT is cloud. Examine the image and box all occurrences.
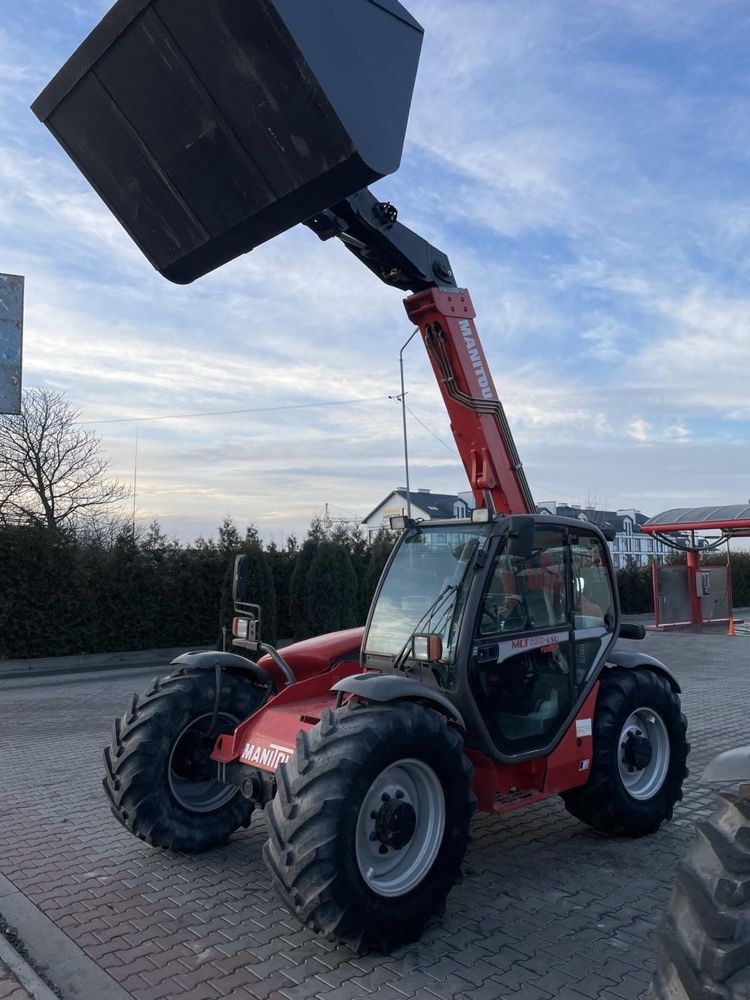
[580,316,627,362]
[3,0,749,540]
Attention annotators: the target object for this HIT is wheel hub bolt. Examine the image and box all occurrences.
[373,799,417,851]
[622,731,653,772]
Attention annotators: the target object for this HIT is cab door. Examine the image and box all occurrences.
[471,525,615,758]
[568,530,617,698]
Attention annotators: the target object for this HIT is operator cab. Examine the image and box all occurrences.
[363,513,619,761]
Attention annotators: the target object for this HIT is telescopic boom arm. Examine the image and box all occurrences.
[307,189,535,516]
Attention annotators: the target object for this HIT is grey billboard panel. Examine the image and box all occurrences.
[0,274,23,414]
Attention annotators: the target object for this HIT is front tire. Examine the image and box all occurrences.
[562,668,689,836]
[263,701,474,951]
[649,789,750,1000]
[103,668,268,851]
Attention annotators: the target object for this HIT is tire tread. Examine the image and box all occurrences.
[263,701,474,951]
[562,668,688,836]
[651,790,750,1000]
[102,669,266,851]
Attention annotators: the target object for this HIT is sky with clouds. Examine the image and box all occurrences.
[3,0,750,543]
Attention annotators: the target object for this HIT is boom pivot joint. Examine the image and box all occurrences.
[305,189,457,294]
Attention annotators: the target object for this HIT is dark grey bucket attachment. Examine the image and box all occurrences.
[33,0,423,284]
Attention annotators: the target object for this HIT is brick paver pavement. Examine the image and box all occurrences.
[1,629,748,1000]
[0,960,31,1000]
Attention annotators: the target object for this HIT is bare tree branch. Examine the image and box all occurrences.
[0,388,129,530]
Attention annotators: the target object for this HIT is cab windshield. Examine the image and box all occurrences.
[365,523,491,662]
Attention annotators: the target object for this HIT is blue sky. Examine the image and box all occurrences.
[3,0,750,542]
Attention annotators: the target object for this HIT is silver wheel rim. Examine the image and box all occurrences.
[168,712,239,813]
[617,707,670,800]
[355,758,445,898]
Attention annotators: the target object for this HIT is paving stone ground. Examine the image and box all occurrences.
[0,628,748,1000]
[0,960,31,1000]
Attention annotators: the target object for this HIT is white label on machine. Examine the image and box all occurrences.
[579,758,591,771]
[497,631,567,661]
[240,741,294,771]
[576,718,593,738]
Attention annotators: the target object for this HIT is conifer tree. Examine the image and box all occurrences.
[306,540,360,636]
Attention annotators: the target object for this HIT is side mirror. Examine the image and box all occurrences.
[506,515,535,560]
[618,622,646,640]
[232,554,249,606]
[412,634,443,662]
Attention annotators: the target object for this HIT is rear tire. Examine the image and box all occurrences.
[263,701,474,951]
[649,790,750,1000]
[562,668,688,836]
[103,668,267,851]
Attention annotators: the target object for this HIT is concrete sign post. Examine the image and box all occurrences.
[0,274,23,414]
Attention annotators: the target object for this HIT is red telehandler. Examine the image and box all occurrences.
[35,0,689,951]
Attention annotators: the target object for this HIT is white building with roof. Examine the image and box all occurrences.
[536,501,674,568]
[362,488,475,537]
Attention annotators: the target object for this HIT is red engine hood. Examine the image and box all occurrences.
[258,627,364,684]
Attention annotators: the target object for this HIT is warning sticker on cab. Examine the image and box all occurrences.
[576,718,593,738]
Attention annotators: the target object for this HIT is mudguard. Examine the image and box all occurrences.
[703,747,750,782]
[331,673,466,729]
[604,650,681,693]
[171,650,275,691]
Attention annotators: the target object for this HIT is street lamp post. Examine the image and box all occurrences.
[399,328,419,519]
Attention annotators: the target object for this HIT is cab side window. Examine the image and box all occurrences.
[478,529,568,636]
[570,534,615,630]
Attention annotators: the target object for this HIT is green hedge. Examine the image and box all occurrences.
[702,551,750,607]
[5,518,746,659]
[0,520,395,659]
[616,562,653,614]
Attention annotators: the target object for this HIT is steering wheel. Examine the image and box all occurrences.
[481,594,527,633]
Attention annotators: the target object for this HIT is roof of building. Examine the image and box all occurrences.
[642,505,750,534]
[363,490,470,524]
[536,503,648,535]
